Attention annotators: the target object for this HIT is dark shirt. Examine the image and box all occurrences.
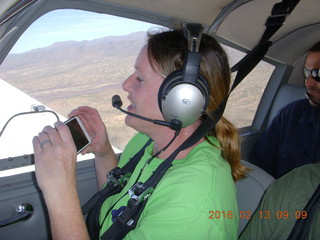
[250,99,320,178]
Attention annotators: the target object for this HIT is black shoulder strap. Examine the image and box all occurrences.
[82,138,152,240]
[230,0,300,92]
[102,116,215,240]
[216,0,300,128]
[143,115,215,189]
[82,138,152,215]
[287,183,320,240]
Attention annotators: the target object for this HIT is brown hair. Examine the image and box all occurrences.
[147,28,247,181]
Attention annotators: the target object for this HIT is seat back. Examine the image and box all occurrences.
[236,161,274,235]
[267,84,306,126]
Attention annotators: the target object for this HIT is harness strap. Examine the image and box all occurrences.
[121,139,153,174]
[143,115,215,190]
[102,116,215,240]
[231,0,300,92]
[231,41,272,92]
[259,0,300,44]
[85,183,123,240]
[287,183,320,240]
[101,197,149,240]
[82,138,152,239]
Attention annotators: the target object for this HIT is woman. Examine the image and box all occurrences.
[33,27,247,239]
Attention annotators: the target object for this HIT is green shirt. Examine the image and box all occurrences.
[240,162,320,240]
[99,133,239,239]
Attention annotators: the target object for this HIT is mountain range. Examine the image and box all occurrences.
[0,32,147,149]
[0,31,274,149]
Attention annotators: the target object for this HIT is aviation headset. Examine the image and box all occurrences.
[157,23,210,128]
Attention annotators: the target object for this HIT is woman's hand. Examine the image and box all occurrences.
[33,121,77,196]
[68,106,113,157]
[33,122,90,240]
[68,106,118,188]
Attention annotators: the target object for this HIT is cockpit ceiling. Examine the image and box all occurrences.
[94,0,229,27]
[90,0,320,64]
[1,0,319,65]
[215,0,320,62]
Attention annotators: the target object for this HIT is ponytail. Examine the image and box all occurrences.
[215,117,248,181]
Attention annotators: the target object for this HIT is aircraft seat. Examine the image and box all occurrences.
[267,84,306,127]
[236,160,274,235]
[236,84,305,234]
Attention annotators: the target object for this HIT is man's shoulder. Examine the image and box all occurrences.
[283,98,309,110]
[269,162,320,192]
[277,99,310,117]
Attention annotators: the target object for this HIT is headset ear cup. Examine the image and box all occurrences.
[158,70,183,113]
[158,70,210,128]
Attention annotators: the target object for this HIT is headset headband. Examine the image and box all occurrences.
[183,23,203,52]
[182,23,204,84]
[158,23,209,128]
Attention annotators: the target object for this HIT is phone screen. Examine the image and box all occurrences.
[64,117,91,154]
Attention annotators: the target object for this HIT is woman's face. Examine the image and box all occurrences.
[122,44,165,133]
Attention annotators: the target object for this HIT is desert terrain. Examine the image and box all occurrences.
[0,31,273,150]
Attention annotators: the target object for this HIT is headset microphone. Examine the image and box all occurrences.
[112,95,182,131]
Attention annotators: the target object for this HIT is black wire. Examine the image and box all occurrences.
[147,128,181,164]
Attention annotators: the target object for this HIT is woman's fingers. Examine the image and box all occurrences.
[32,136,42,154]
[33,122,77,157]
[54,121,74,143]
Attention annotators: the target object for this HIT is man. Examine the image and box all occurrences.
[239,162,320,240]
[250,41,320,178]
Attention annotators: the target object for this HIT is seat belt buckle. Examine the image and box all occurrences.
[128,182,154,204]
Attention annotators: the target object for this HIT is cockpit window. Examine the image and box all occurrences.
[0,9,157,163]
[223,45,274,128]
[0,9,274,173]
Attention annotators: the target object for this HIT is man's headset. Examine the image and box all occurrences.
[158,23,210,128]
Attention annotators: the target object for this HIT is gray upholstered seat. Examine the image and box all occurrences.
[236,160,274,234]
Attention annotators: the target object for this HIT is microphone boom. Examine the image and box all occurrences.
[112,95,181,131]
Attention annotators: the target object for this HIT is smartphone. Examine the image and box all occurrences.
[64,116,91,154]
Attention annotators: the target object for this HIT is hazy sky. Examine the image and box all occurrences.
[11,9,158,53]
